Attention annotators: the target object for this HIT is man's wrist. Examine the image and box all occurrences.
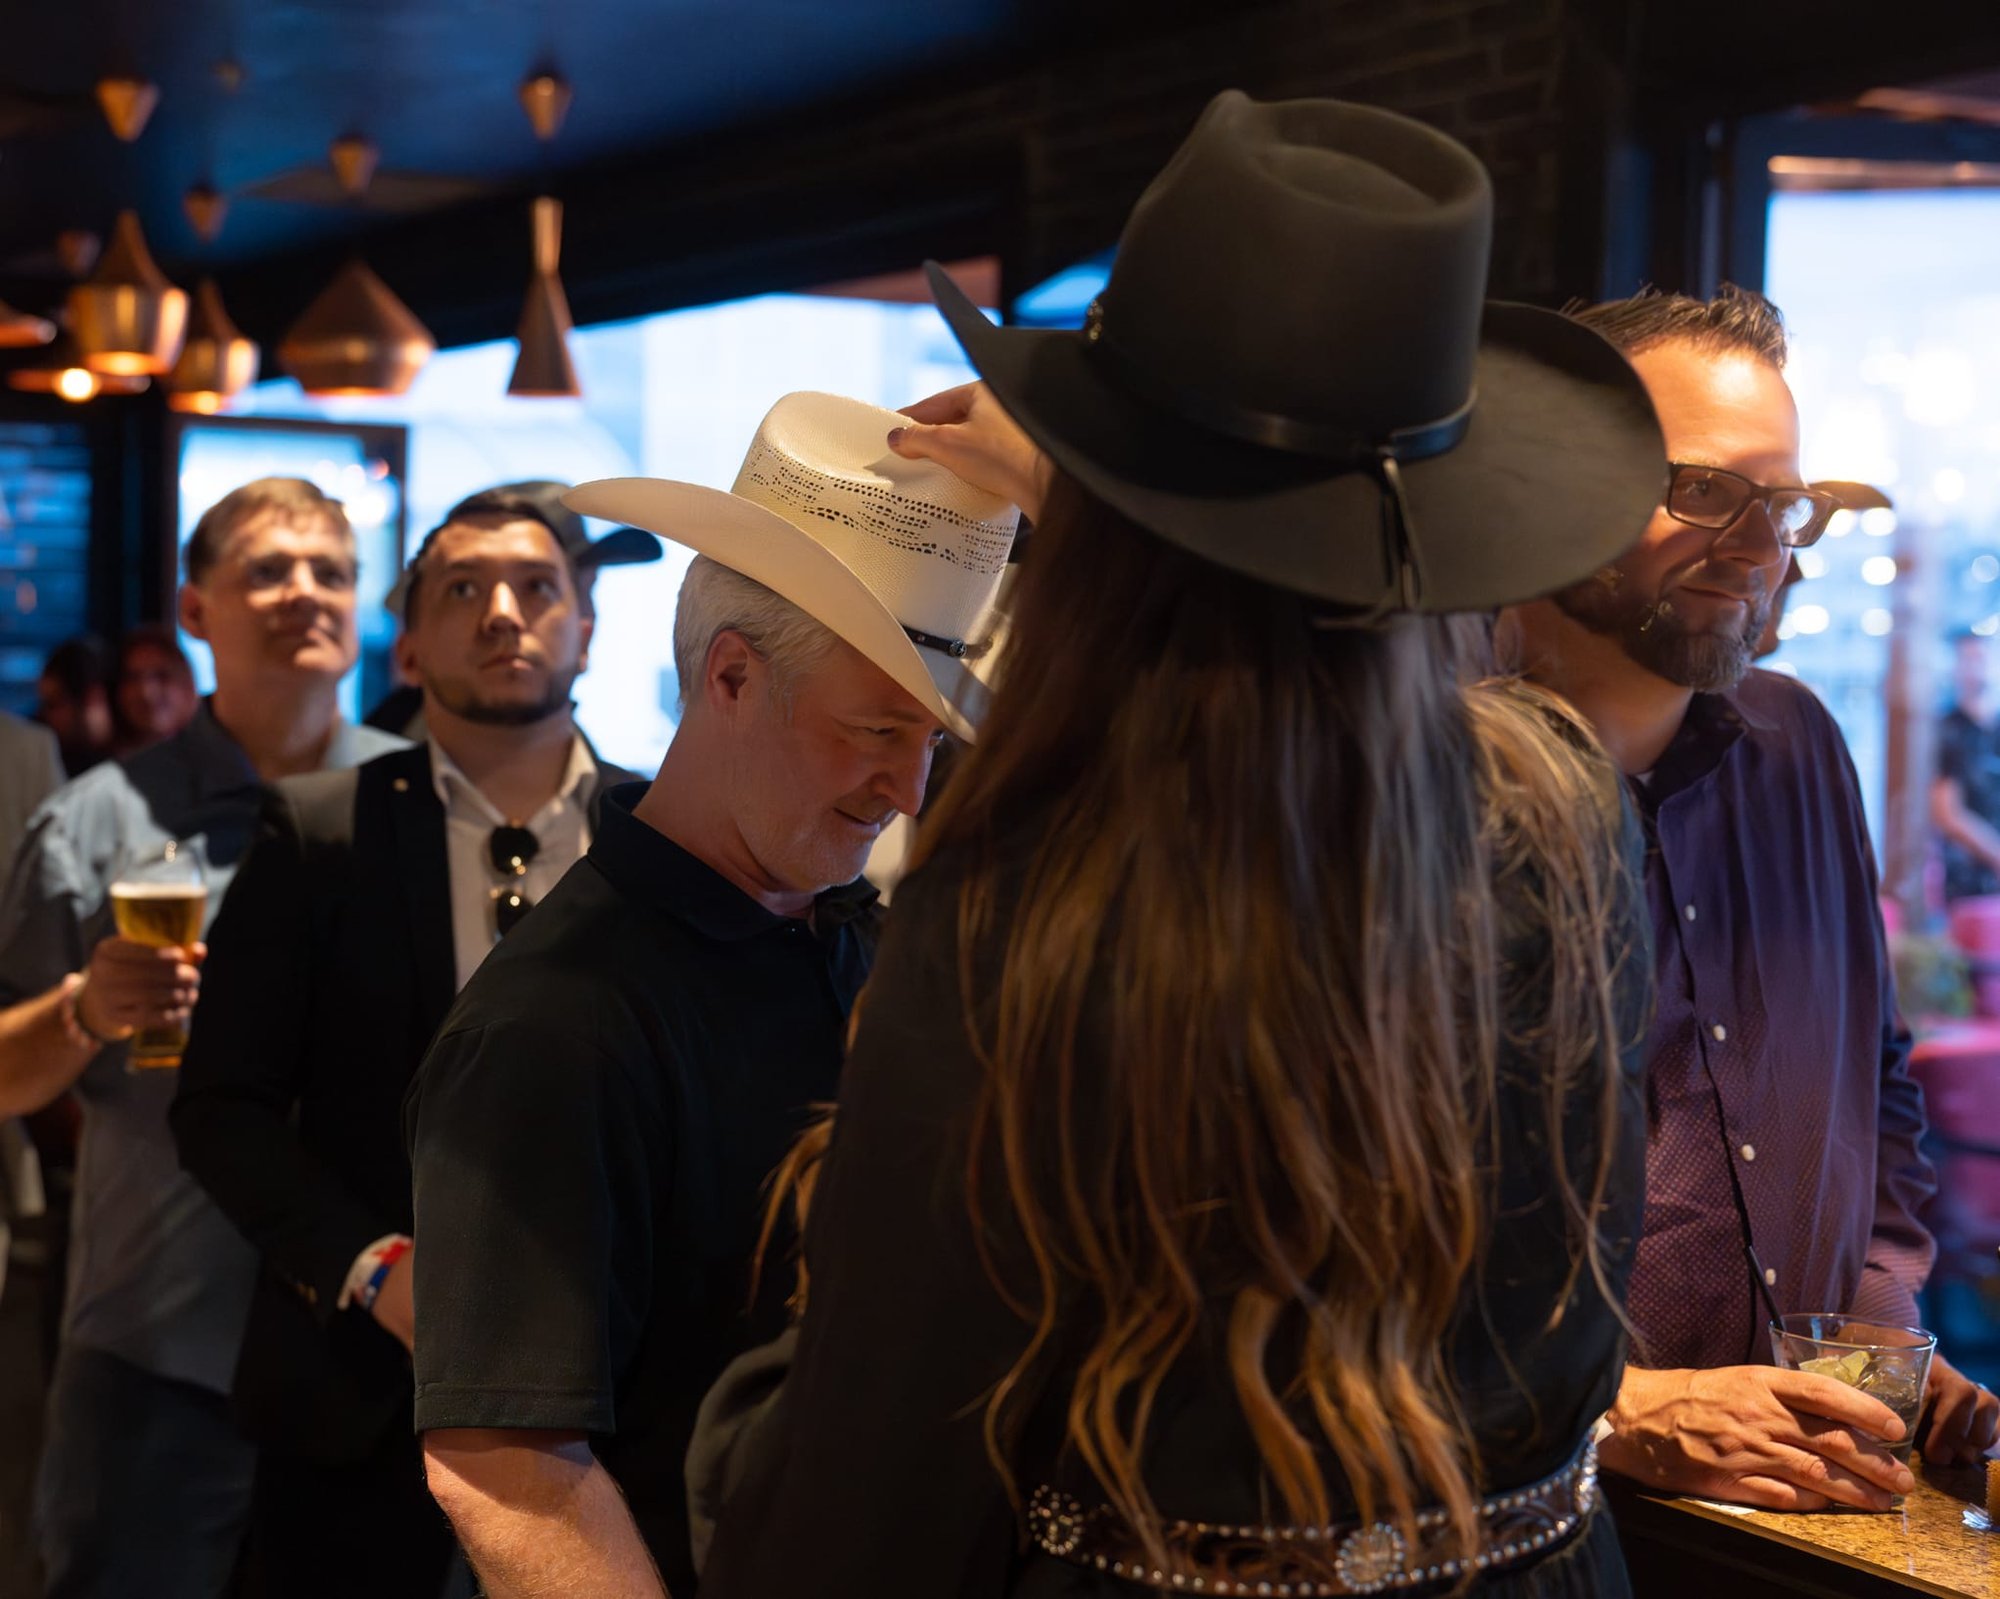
[57,972,120,1049]
[340,1233,414,1312]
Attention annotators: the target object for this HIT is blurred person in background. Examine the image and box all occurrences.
[111,623,200,759]
[0,707,61,1313]
[0,477,406,1599]
[35,635,113,777]
[0,712,60,881]
[1932,628,2000,904]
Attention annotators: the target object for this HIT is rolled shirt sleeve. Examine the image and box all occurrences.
[1851,932,1936,1329]
[408,1016,659,1436]
[0,795,101,1007]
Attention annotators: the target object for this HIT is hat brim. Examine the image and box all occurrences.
[579,525,664,568]
[926,262,1667,612]
[563,478,998,741]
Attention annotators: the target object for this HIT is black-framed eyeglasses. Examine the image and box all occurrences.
[1663,462,1842,549]
[487,824,540,937]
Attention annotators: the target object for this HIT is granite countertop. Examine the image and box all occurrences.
[1655,1463,2000,1597]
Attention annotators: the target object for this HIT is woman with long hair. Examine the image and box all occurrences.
[700,91,1666,1598]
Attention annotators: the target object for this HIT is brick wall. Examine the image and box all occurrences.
[1011,0,1577,301]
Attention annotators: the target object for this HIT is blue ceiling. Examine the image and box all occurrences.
[0,0,1022,275]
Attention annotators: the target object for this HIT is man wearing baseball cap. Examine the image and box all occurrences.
[367,480,659,740]
[405,393,1017,1596]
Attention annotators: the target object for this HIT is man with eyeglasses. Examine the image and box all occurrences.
[1504,286,1998,1515]
[0,478,408,1599]
[170,483,640,1597]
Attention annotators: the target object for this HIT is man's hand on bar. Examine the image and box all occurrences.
[1921,1354,2000,1465]
[1600,1365,1917,1511]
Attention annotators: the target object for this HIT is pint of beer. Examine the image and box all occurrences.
[108,840,207,1069]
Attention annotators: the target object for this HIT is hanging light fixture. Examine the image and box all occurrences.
[278,258,433,396]
[507,198,580,397]
[165,278,259,413]
[67,210,187,375]
[0,299,56,348]
[184,183,229,245]
[329,133,380,199]
[517,73,573,142]
[95,76,160,142]
[56,231,101,280]
[7,322,148,401]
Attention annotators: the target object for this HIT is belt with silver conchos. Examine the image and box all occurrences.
[1025,1436,1598,1596]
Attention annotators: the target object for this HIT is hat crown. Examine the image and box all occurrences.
[729,391,1017,643]
[1098,92,1492,440]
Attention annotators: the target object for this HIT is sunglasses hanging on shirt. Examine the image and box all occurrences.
[487,824,541,937]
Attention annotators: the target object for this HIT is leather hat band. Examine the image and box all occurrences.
[1083,298,1476,467]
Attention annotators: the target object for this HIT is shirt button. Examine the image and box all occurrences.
[1740,1143,1757,1162]
[1711,1023,1727,1042]
[1684,904,1698,922]
[1764,1267,1778,1287]
[393,777,409,793]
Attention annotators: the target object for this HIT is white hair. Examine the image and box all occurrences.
[671,555,842,712]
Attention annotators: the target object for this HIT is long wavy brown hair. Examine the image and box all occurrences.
[907,474,1637,1570]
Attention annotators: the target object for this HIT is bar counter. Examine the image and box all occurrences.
[1611,1464,2000,1598]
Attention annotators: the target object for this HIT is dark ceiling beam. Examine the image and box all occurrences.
[1609,0,2000,123]
[207,0,1241,353]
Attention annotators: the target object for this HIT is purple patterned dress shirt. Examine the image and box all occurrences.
[1622,669,1937,1370]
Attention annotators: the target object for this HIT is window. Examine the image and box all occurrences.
[1763,183,2000,862]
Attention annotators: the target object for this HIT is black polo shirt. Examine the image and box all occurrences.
[405,782,878,1595]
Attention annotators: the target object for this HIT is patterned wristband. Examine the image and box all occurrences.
[358,1237,413,1312]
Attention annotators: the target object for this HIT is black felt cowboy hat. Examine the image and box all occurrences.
[926,91,1669,615]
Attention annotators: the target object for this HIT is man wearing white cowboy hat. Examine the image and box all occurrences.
[403,389,1018,1598]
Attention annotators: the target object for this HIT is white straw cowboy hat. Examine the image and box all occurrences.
[565,392,1020,740]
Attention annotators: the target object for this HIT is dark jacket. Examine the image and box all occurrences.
[171,737,634,1462]
[701,765,1653,1598]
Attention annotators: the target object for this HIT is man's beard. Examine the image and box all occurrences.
[1551,566,1772,693]
[425,666,578,727]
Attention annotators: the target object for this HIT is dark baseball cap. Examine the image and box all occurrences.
[386,478,661,619]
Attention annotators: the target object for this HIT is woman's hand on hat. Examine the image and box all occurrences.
[889,383,1050,521]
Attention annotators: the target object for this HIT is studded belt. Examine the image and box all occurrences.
[1025,1438,1598,1596]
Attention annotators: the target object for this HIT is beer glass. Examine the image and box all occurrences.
[108,839,207,1069]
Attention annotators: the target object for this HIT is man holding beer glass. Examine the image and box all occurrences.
[0,477,406,1599]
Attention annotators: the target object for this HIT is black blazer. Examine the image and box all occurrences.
[172,737,634,1463]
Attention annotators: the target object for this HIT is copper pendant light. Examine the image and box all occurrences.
[507,198,580,397]
[518,73,573,142]
[7,322,148,401]
[56,231,101,280]
[278,258,434,397]
[67,210,188,375]
[0,299,56,348]
[95,76,160,142]
[329,134,380,199]
[165,278,259,413]
[184,183,229,245]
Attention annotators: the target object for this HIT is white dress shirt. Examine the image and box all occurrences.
[431,733,598,991]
